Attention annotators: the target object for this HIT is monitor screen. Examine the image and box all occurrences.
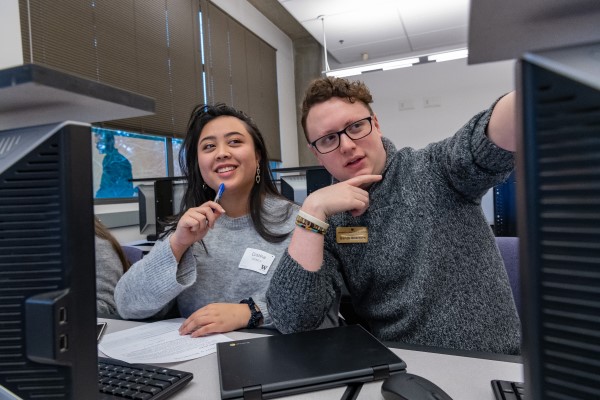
[138,179,186,240]
[517,42,600,400]
[0,122,97,399]
[280,167,331,205]
[494,171,517,236]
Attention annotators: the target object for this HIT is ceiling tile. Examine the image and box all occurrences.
[278,0,471,68]
[408,26,468,52]
[330,37,413,64]
[301,6,406,50]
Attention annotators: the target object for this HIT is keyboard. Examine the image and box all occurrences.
[98,357,193,400]
[492,380,526,400]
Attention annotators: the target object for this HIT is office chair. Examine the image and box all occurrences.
[495,236,520,314]
[122,245,144,265]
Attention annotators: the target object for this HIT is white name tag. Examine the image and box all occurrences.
[238,248,275,275]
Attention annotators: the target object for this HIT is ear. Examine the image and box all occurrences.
[255,151,261,167]
[372,114,383,137]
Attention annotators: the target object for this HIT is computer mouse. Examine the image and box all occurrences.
[381,372,453,400]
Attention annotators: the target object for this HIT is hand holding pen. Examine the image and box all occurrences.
[169,183,226,262]
[206,183,225,225]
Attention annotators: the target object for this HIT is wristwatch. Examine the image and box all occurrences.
[240,297,263,328]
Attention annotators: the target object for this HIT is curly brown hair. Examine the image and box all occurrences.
[300,77,374,141]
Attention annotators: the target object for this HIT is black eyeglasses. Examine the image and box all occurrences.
[310,117,373,154]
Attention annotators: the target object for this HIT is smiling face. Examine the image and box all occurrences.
[197,116,259,200]
[306,97,386,182]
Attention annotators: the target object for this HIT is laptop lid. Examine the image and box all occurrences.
[217,325,407,400]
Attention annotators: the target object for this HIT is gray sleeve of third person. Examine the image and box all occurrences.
[114,239,197,320]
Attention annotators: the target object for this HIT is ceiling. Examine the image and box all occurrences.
[276,0,471,68]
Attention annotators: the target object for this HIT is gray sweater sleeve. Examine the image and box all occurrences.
[114,238,197,319]
[428,97,514,202]
[267,246,343,333]
[95,237,124,316]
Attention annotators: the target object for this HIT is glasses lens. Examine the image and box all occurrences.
[347,118,372,139]
[316,133,339,153]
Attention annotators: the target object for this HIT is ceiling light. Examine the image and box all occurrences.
[324,57,418,77]
[323,48,469,78]
[325,67,369,78]
[428,49,469,62]
[380,58,420,70]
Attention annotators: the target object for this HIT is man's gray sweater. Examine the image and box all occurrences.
[267,105,521,355]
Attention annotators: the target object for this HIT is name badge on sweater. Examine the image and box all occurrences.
[238,248,275,275]
[336,227,368,243]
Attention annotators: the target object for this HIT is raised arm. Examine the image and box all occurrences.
[288,174,382,271]
[487,91,517,152]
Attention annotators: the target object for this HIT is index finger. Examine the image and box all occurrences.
[345,174,382,188]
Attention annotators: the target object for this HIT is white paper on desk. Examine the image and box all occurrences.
[98,318,232,364]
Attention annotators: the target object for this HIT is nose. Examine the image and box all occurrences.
[338,133,356,153]
[215,145,231,160]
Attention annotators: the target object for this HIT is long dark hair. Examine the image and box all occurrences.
[161,103,293,243]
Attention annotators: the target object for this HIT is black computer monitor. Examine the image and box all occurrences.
[516,42,600,399]
[279,167,332,205]
[0,122,97,399]
[494,171,517,237]
[138,178,186,241]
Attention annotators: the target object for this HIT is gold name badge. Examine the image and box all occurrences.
[336,227,368,243]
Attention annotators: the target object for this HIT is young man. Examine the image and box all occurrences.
[266,77,521,355]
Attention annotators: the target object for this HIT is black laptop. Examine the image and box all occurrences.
[217,325,406,399]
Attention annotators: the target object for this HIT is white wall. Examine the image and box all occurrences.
[360,58,516,149]
[211,0,299,168]
[0,0,24,69]
[358,58,516,223]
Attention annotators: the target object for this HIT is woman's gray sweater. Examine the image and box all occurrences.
[115,196,298,326]
[267,105,521,355]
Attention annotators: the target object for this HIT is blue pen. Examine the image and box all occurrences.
[214,183,225,203]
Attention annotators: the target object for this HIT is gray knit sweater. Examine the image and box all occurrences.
[115,196,298,326]
[267,105,521,355]
[95,236,124,316]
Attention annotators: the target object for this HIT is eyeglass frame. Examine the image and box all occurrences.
[309,116,374,154]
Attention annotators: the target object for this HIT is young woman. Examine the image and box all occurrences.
[95,217,130,316]
[114,104,304,336]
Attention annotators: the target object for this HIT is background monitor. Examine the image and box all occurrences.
[0,122,97,399]
[279,167,332,205]
[517,42,600,399]
[138,178,186,241]
[494,171,518,237]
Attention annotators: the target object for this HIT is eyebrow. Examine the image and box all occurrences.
[320,118,362,136]
[199,131,245,144]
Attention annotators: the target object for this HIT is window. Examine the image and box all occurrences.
[171,138,184,177]
[91,128,170,200]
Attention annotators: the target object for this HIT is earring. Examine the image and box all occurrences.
[255,166,261,184]
[202,182,207,190]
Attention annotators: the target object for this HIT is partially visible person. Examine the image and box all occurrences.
[95,131,134,198]
[114,104,332,336]
[267,77,520,354]
[95,217,130,316]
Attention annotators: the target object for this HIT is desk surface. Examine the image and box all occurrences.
[99,318,523,400]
